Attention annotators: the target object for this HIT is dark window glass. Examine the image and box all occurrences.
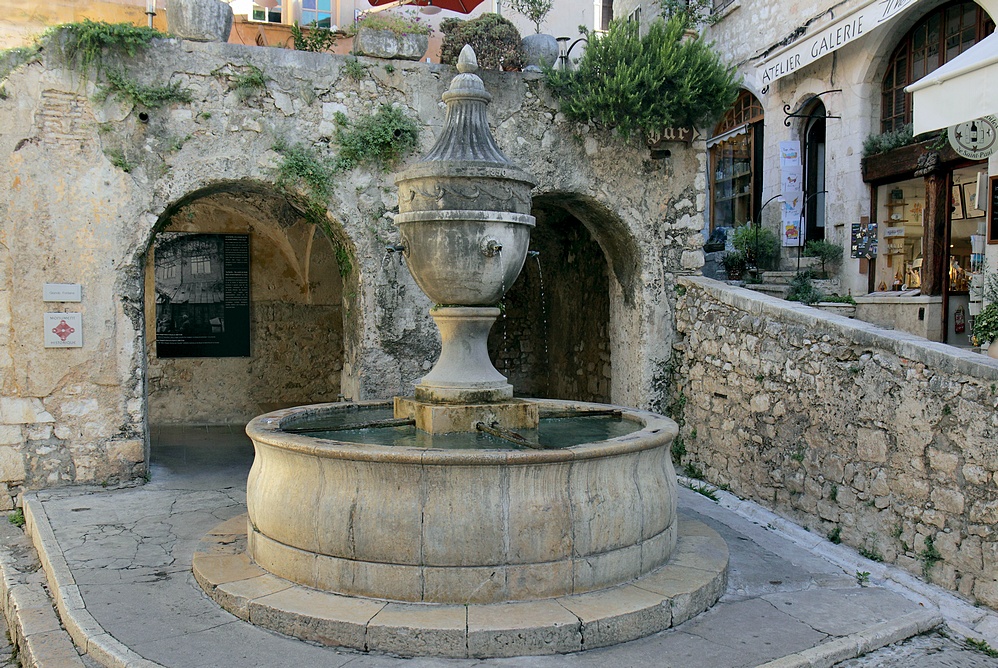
[881,1,993,133]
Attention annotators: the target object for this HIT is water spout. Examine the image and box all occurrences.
[481,238,503,257]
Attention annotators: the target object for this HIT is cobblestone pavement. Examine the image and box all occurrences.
[837,631,998,667]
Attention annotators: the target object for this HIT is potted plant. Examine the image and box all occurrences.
[722,250,747,280]
[973,301,998,359]
[351,10,432,61]
[440,14,523,71]
[508,0,557,71]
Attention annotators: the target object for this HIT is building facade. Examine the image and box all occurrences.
[619,0,998,347]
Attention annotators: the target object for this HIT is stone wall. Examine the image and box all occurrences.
[143,193,344,424]
[0,38,703,496]
[488,207,612,403]
[673,277,998,607]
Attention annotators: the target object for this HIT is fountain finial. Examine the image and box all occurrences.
[457,44,478,73]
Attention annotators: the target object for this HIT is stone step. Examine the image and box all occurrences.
[758,271,798,285]
[746,283,790,298]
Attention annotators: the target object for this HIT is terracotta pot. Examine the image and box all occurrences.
[988,339,998,359]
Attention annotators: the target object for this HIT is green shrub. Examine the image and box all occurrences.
[819,294,856,305]
[49,20,164,77]
[973,302,998,345]
[862,124,914,157]
[291,22,340,52]
[721,250,747,279]
[731,223,780,271]
[334,104,420,172]
[96,67,192,107]
[440,14,523,71]
[658,0,721,30]
[544,17,738,137]
[351,10,432,36]
[786,270,823,304]
[803,239,843,277]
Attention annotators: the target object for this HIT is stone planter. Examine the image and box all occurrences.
[166,0,232,42]
[520,33,559,71]
[353,27,428,61]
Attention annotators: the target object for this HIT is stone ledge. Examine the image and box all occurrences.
[679,276,998,380]
[193,513,729,658]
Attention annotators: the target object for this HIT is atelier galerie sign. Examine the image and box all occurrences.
[154,233,250,358]
[757,0,926,89]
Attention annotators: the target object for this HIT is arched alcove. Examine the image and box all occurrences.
[143,182,349,424]
[488,194,640,404]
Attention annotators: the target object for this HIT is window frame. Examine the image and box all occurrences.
[880,1,993,133]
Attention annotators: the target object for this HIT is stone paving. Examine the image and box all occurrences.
[1,425,996,667]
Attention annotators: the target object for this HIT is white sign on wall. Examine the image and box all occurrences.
[780,141,804,246]
[947,116,998,160]
[44,312,83,348]
[43,283,82,302]
[757,0,927,89]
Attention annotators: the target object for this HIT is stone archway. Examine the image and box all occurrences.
[488,193,642,404]
[143,182,348,424]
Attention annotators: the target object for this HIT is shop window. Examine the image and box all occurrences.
[252,2,283,23]
[881,1,993,133]
[709,90,764,232]
[598,0,612,31]
[301,0,333,29]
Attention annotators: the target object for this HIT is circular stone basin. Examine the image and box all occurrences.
[245,399,679,605]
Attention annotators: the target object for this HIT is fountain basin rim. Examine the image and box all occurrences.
[395,161,536,185]
[394,209,535,227]
[245,398,678,465]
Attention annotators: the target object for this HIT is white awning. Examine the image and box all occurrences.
[907,33,998,134]
[706,123,749,147]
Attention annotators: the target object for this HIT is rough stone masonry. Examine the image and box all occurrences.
[674,277,998,608]
[0,37,704,501]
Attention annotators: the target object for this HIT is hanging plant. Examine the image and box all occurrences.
[544,16,739,137]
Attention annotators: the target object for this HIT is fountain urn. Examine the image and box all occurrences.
[394,46,536,408]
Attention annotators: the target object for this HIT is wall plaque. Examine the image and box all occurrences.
[154,233,251,358]
[43,283,82,302]
[948,116,998,160]
[44,312,83,348]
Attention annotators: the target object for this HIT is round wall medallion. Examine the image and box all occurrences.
[948,115,998,160]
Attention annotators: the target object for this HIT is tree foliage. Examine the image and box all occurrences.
[544,17,738,137]
[440,14,523,70]
[508,0,553,34]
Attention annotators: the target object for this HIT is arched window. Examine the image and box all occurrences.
[881,1,993,133]
[709,90,764,232]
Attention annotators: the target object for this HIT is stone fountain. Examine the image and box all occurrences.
[192,46,728,658]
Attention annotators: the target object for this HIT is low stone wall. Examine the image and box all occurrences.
[673,276,998,607]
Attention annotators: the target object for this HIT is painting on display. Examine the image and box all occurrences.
[154,234,250,358]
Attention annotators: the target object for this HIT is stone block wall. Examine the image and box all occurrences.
[673,276,998,607]
[0,38,704,497]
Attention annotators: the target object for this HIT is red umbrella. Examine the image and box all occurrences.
[365,0,486,15]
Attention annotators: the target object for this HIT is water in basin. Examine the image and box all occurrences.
[281,405,641,450]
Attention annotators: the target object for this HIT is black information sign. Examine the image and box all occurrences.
[851,222,878,259]
[154,234,250,358]
[989,175,998,244]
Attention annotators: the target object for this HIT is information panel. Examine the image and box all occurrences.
[154,234,250,358]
